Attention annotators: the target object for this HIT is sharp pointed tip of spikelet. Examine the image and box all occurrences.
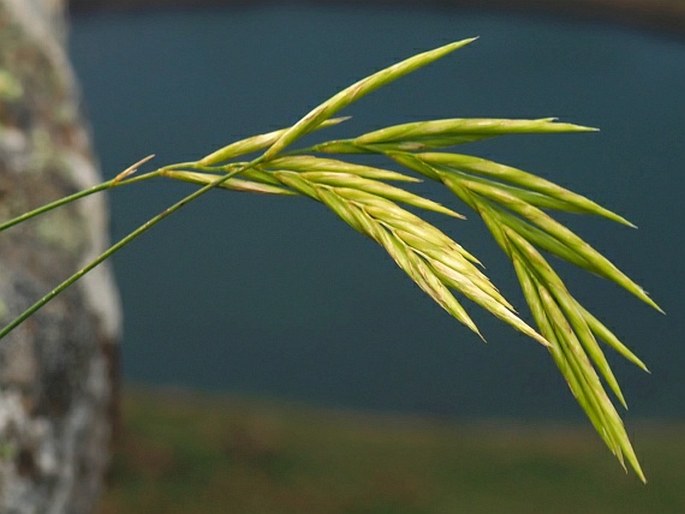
[467,322,485,342]
[463,318,486,342]
[610,212,637,229]
[462,321,486,343]
[638,463,648,483]
[636,466,648,484]
[561,122,600,133]
[579,126,600,133]
[638,288,665,314]
[567,121,600,132]
[536,334,553,349]
[445,37,479,51]
[650,299,666,316]
[437,204,466,220]
[618,395,628,411]
[520,323,552,348]
[114,154,155,182]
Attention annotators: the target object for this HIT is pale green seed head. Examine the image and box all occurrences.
[355,118,597,148]
[266,155,420,183]
[579,306,650,373]
[199,117,350,165]
[162,170,295,195]
[263,38,478,160]
[315,187,366,233]
[271,170,320,199]
[417,152,634,226]
[464,179,660,311]
[298,172,464,219]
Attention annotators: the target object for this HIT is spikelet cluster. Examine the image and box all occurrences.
[0,39,660,481]
[386,149,655,481]
[183,40,660,480]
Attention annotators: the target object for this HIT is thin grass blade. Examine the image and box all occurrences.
[0,170,161,233]
[0,159,261,341]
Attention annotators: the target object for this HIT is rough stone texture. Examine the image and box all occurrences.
[0,0,121,512]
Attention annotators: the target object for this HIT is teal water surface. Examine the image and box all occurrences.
[69,5,685,419]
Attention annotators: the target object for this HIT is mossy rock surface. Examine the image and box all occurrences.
[0,1,120,512]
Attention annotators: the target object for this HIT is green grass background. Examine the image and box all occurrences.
[99,389,684,514]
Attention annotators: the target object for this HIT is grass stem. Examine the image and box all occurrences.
[0,160,260,339]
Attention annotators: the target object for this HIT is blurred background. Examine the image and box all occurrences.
[65,1,684,512]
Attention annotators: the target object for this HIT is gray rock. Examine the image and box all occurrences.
[0,0,121,512]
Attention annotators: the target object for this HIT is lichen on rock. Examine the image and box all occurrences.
[0,1,121,512]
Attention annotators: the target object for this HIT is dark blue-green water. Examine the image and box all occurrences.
[69,5,684,419]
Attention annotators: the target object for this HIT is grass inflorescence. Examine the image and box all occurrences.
[0,38,660,481]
